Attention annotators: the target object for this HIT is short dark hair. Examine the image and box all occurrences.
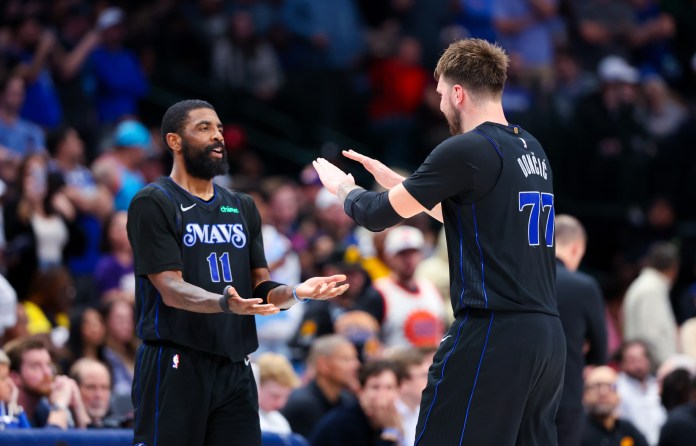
[46,126,74,157]
[616,339,652,367]
[434,38,509,102]
[358,359,404,387]
[4,336,50,373]
[644,241,679,272]
[160,99,215,154]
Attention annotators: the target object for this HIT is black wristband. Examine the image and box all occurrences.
[252,280,284,304]
[219,285,234,314]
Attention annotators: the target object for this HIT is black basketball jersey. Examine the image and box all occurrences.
[127,176,267,360]
[403,122,557,316]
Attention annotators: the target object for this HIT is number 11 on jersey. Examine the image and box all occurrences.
[207,252,233,282]
[519,191,555,247]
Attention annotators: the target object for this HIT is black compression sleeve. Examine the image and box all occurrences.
[344,188,404,232]
[253,280,284,304]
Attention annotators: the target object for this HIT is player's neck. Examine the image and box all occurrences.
[169,166,215,200]
[461,102,507,133]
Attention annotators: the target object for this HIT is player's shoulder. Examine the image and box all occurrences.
[129,178,180,215]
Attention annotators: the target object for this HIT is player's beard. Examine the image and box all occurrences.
[445,101,462,135]
[182,139,229,180]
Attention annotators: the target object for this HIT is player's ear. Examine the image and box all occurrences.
[166,133,182,154]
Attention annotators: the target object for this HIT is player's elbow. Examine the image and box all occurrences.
[345,189,404,232]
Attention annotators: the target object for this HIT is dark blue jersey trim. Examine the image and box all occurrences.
[415,314,469,446]
[472,130,503,158]
[471,203,489,309]
[459,312,494,444]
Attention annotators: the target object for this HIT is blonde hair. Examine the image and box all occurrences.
[257,353,300,388]
[434,38,509,102]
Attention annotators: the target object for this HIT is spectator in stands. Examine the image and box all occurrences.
[4,336,88,428]
[333,310,384,363]
[309,359,405,446]
[93,211,134,304]
[582,365,649,446]
[374,226,445,349]
[282,334,360,437]
[573,0,635,68]
[88,7,148,126]
[69,358,127,428]
[22,267,74,348]
[0,348,30,428]
[616,340,666,445]
[555,215,608,446]
[210,9,284,101]
[5,11,62,129]
[387,347,432,446]
[66,307,106,369]
[658,373,696,446]
[0,302,29,348]
[0,74,44,164]
[256,353,300,435]
[572,55,655,203]
[367,36,428,169]
[660,368,692,412]
[3,153,79,300]
[415,228,452,325]
[92,120,150,211]
[100,300,136,411]
[622,242,680,367]
[47,126,112,281]
[292,249,383,361]
[493,0,561,92]
[0,273,18,341]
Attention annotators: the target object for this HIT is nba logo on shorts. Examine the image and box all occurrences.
[172,354,180,369]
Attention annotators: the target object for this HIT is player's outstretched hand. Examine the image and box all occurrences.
[343,149,405,190]
[224,287,280,316]
[294,274,349,301]
[312,158,355,195]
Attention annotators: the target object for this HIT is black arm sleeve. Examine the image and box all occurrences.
[344,188,404,232]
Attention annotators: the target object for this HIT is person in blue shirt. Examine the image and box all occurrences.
[0,349,32,429]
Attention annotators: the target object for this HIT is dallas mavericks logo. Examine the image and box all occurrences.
[183,223,247,248]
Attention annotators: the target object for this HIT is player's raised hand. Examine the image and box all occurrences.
[343,149,405,190]
[223,286,280,316]
[312,158,355,195]
[294,274,349,301]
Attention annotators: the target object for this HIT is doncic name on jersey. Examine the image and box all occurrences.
[517,150,548,180]
[183,223,247,248]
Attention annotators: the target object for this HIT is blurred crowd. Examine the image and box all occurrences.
[0,0,695,444]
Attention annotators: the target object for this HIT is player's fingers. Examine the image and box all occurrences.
[233,296,263,305]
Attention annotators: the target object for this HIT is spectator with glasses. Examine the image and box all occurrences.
[581,365,648,446]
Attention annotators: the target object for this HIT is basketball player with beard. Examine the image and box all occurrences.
[314,39,564,445]
[127,99,348,446]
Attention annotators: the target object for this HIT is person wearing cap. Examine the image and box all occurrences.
[314,38,564,445]
[373,226,446,349]
[92,119,151,211]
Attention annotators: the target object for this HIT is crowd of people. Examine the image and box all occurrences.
[0,0,695,445]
